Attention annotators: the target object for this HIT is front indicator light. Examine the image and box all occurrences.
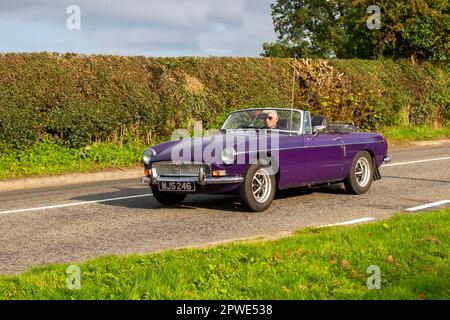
[212,170,227,177]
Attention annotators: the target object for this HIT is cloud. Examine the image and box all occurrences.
[0,0,277,56]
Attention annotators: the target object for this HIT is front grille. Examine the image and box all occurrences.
[152,162,210,177]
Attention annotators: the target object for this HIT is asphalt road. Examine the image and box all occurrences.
[0,144,449,275]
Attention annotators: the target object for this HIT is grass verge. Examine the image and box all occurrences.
[382,125,450,144]
[0,140,145,180]
[0,208,449,300]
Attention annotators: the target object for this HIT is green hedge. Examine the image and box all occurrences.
[0,53,448,150]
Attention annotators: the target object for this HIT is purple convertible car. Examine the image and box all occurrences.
[141,108,391,212]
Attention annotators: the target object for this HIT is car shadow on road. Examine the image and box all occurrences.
[70,187,247,212]
[70,184,349,213]
[309,184,349,195]
[275,187,313,199]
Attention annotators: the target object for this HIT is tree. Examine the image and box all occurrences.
[262,39,308,58]
[262,0,450,62]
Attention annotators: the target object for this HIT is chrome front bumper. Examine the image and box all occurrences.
[140,174,244,186]
[141,163,242,186]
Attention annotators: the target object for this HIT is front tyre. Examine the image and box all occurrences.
[344,151,374,195]
[239,163,276,212]
[150,186,186,206]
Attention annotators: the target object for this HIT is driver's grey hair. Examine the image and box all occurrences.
[262,110,278,118]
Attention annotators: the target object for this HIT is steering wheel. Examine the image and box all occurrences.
[238,124,255,129]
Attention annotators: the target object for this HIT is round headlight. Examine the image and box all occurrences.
[221,147,237,165]
[143,148,156,165]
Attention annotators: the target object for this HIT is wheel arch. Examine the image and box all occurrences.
[362,148,376,162]
[360,148,381,181]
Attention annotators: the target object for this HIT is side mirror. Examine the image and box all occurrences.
[313,125,326,137]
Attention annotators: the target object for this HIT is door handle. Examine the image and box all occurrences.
[333,137,343,141]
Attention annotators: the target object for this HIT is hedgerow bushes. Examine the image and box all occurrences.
[0,53,448,151]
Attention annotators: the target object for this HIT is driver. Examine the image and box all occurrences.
[262,110,286,130]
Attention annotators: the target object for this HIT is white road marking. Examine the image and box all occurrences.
[320,217,376,228]
[382,156,450,167]
[406,200,450,212]
[0,194,152,215]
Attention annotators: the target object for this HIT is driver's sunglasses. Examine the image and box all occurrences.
[264,116,274,121]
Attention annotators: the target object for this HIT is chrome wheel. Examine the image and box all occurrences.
[355,158,371,187]
[252,168,272,203]
[240,163,276,212]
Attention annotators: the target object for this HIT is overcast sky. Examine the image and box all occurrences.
[0,0,277,57]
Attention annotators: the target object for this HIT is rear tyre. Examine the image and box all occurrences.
[239,163,276,212]
[150,186,186,206]
[344,151,373,195]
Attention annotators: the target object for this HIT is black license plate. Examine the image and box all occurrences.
[158,181,196,192]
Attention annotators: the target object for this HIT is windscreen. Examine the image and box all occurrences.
[221,109,302,133]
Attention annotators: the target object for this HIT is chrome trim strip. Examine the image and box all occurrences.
[304,140,385,148]
[235,140,386,155]
[204,177,244,184]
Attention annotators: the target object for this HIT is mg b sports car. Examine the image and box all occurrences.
[141,108,391,212]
